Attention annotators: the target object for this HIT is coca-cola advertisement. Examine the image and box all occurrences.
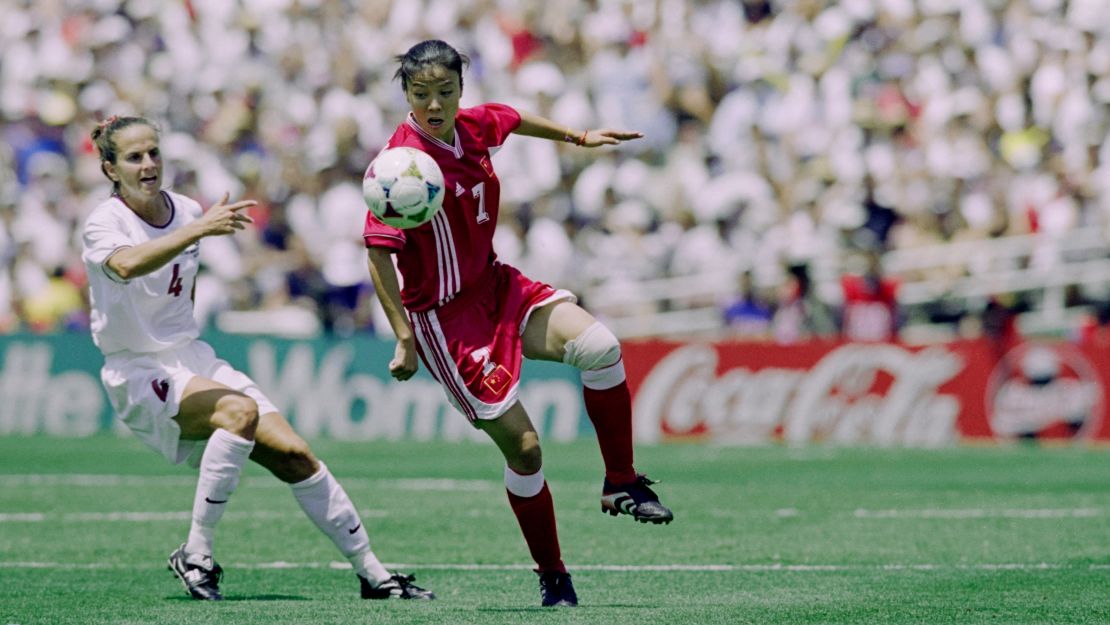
[623,339,1110,445]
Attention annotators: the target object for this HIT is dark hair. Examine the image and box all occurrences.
[393,40,470,92]
[90,115,159,192]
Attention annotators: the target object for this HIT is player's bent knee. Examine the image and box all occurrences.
[562,322,622,371]
[514,439,543,474]
[563,322,627,389]
[212,395,259,439]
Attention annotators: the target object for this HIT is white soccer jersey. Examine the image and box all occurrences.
[82,190,203,355]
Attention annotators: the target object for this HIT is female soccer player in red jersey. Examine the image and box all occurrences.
[363,39,674,608]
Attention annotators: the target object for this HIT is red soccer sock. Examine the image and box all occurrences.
[583,381,638,485]
[506,483,565,573]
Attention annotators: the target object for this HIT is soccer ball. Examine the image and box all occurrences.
[362,147,445,229]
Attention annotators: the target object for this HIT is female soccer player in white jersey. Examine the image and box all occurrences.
[363,40,674,608]
[80,116,433,602]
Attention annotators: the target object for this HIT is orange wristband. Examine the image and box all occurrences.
[579,129,589,146]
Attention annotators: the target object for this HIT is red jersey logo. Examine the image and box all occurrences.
[479,156,494,178]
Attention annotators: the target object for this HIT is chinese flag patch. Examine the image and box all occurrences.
[483,364,513,395]
[480,156,494,178]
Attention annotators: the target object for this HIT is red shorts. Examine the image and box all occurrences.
[409,262,575,424]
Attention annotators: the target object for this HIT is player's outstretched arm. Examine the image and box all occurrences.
[366,248,419,381]
[107,193,255,280]
[513,110,643,148]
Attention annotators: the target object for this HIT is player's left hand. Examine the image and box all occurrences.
[582,129,644,147]
[389,338,419,381]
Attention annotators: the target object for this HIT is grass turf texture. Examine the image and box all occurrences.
[1,435,1109,624]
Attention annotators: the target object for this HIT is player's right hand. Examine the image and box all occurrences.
[389,338,419,381]
[197,192,256,236]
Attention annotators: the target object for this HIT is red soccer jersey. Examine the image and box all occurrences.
[363,104,522,312]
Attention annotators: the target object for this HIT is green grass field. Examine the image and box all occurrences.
[1,435,1109,624]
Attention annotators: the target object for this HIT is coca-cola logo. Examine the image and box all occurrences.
[632,343,963,446]
[985,342,1103,439]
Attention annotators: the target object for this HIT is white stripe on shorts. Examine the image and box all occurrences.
[411,309,518,423]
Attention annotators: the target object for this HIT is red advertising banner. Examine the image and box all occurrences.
[623,338,1110,445]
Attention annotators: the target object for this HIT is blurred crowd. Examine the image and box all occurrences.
[2,0,1109,340]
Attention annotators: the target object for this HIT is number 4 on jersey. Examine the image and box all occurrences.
[168,263,184,297]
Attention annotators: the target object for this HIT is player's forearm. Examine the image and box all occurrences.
[514,110,586,145]
[106,224,202,280]
[366,248,414,342]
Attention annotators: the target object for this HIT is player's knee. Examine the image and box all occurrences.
[563,322,627,389]
[562,322,622,372]
[213,395,259,439]
[514,437,543,474]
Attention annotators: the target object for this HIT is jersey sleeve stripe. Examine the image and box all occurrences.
[365,233,406,245]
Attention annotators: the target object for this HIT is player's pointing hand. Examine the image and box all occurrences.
[197,192,256,236]
[581,129,644,148]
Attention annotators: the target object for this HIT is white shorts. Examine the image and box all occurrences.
[101,339,278,465]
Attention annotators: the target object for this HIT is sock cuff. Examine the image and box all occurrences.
[289,461,329,491]
[210,427,256,452]
[580,358,626,390]
[504,465,545,498]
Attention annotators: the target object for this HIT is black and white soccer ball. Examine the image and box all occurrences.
[362,147,445,229]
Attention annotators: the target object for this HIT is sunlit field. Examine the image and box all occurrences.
[2,435,1108,625]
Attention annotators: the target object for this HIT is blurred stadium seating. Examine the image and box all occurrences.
[1,0,1109,342]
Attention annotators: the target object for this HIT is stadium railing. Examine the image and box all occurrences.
[580,229,1110,340]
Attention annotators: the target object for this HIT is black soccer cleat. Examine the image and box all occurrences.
[601,474,674,524]
[359,572,436,600]
[167,544,224,601]
[537,570,578,607]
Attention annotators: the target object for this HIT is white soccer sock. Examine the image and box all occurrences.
[290,462,390,584]
[185,428,254,556]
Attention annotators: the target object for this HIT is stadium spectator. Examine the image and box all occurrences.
[982,293,1028,353]
[1075,297,1110,349]
[721,270,774,338]
[80,116,433,602]
[19,264,86,332]
[363,40,673,609]
[840,246,901,342]
[772,262,838,344]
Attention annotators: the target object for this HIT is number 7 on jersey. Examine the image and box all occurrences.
[472,182,489,224]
